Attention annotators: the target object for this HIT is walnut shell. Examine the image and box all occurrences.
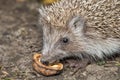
[33,53,63,76]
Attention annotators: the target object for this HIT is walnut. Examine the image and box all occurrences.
[33,53,63,76]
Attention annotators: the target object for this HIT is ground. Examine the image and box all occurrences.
[0,0,120,80]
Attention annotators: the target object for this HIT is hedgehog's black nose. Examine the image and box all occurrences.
[41,59,49,65]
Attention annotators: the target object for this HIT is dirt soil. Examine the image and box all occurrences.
[0,0,120,80]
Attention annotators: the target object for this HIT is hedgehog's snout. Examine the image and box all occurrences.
[40,53,57,65]
[40,58,49,65]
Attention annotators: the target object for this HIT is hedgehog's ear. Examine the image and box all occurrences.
[68,16,86,34]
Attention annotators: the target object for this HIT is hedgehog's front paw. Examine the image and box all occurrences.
[65,59,89,68]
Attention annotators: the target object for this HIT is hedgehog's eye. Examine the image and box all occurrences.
[61,37,69,44]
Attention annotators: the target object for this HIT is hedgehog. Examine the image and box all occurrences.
[38,0,120,64]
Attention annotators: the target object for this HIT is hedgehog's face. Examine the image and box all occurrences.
[41,16,86,64]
